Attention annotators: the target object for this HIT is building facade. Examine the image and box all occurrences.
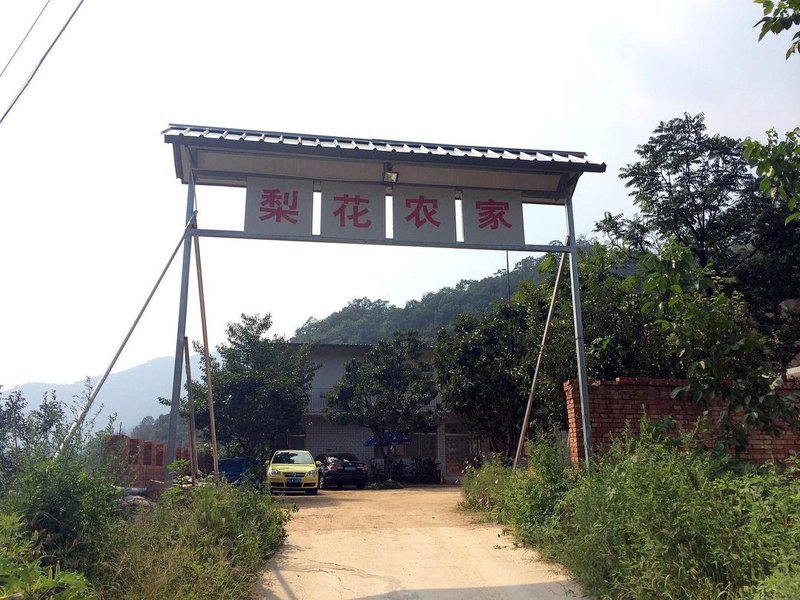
[290,343,480,483]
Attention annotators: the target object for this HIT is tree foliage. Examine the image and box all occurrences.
[131,413,192,447]
[754,0,800,58]
[292,255,548,344]
[324,331,439,477]
[435,302,538,458]
[0,389,65,483]
[435,244,679,457]
[609,113,800,374]
[618,113,765,270]
[641,242,799,451]
[744,127,800,225]
[192,313,317,463]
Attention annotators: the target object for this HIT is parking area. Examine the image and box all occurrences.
[257,486,583,599]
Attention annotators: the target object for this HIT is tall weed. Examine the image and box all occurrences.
[107,483,292,599]
[554,425,800,599]
[461,422,800,599]
[459,456,513,520]
[504,433,578,549]
[4,451,122,583]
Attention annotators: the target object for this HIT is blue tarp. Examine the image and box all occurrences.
[364,432,412,447]
[218,457,257,483]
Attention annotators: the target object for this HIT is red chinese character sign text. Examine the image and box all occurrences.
[244,177,313,237]
[391,186,456,243]
[320,183,386,241]
[461,190,524,245]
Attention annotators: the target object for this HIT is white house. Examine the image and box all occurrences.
[288,343,480,483]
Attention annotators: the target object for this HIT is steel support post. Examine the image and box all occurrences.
[512,248,567,470]
[565,196,593,465]
[166,171,196,477]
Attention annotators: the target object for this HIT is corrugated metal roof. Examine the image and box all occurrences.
[162,124,606,173]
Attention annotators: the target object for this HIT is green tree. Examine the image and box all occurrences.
[324,331,439,478]
[434,244,678,458]
[434,302,537,458]
[754,0,800,58]
[744,127,800,225]
[641,242,799,451]
[131,413,192,447]
[610,114,800,373]
[192,313,317,464]
[619,113,766,271]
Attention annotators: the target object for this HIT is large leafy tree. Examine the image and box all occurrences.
[744,128,800,225]
[434,244,678,458]
[604,114,800,373]
[641,242,799,451]
[617,113,765,270]
[324,330,439,478]
[192,313,317,464]
[434,302,537,458]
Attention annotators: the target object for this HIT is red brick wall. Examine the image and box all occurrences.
[106,435,210,489]
[564,378,799,464]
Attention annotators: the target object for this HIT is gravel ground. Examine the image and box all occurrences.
[257,486,584,600]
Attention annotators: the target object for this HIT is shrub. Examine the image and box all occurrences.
[0,513,93,599]
[503,433,578,549]
[553,424,800,599]
[107,483,292,599]
[4,452,122,583]
[459,455,513,520]
[460,423,800,599]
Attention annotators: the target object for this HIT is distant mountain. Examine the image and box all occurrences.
[292,254,549,344]
[9,355,203,434]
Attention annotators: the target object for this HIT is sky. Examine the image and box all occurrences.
[0,1,798,388]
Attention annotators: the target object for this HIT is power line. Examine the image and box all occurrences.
[0,0,88,127]
[0,0,56,82]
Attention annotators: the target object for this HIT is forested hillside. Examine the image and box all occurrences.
[291,254,549,343]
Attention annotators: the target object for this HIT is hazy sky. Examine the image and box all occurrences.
[0,1,797,388]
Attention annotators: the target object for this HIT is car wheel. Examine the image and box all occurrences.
[356,482,366,490]
[305,488,318,495]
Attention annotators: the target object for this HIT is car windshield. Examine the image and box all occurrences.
[332,453,360,462]
[272,451,314,465]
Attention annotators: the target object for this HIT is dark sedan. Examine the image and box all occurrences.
[315,452,369,489]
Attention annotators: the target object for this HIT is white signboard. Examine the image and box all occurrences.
[320,182,386,241]
[461,190,524,245]
[392,186,456,244]
[244,177,314,237]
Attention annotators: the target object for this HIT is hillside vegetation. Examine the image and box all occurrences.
[292,254,548,343]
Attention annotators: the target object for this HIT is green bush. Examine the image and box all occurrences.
[461,424,800,599]
[503,434,578,549]
[553,426,800,599]
[0,513,93,599]
[459,455,514,520]
[4,452,122,583]
[107,483,292,599]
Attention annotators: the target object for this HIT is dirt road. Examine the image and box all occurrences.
[257,486,583,599]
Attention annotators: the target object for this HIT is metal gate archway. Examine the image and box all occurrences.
[162,125,606,473]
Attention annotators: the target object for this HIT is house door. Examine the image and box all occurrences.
[445,434,472,480]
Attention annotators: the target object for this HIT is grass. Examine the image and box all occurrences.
[461,423,800,599]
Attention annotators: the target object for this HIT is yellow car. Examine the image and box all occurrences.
[267,450,320,494]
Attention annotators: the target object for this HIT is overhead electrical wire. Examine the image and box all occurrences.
[0,0,88,126]
[0,0,56,81]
